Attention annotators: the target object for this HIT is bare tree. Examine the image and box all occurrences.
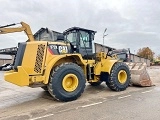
[137,47,154,61]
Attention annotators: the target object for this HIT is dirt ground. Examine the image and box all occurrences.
[0,66,159,120]
[147,66,160,84]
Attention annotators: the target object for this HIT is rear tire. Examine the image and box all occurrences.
[106,62,131,91]
[47,63,86,102]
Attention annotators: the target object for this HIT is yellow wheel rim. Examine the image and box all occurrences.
[118,70,127,84]
[62,74,79,92]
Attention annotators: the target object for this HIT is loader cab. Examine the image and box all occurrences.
[63,27,96,59]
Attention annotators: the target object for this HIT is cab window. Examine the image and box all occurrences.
[65,31,77,43]
[79,30,90,48]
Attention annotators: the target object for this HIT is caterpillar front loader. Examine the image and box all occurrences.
[0,22,149,102]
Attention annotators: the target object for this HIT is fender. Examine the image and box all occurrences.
[43,54,87,84]
[101,59,118,73]
[94,59,118,75]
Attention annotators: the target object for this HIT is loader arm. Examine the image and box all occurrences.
[0,22,34,42]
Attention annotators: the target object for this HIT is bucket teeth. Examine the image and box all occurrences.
[126,62,152,87]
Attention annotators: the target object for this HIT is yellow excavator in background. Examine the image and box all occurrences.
[0,22,152,102]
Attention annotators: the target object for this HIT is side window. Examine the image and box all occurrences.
[66,31,77,43]
[79,31,90,48]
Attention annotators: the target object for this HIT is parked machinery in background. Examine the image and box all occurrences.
[0,63,11,70]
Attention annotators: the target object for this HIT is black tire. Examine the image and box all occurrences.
[89,81,102,86]
[47,63,86,102]
[106,62,131,91]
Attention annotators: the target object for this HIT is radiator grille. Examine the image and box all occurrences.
[34,44,45,73]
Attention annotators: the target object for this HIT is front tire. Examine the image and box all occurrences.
[48,63,86,102]
[106,62,131,91]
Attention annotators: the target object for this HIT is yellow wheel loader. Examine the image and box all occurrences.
[0,22,150,102]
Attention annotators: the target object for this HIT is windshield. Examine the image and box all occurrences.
[79,30,90,48]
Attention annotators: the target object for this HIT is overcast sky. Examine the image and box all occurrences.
[0,0,160,55]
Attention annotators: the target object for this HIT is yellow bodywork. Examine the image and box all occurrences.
[0,21,118,87]
[94,52,117,75]
[4,41,118,86]
[5,67,29,86]
[21,41,47,75]
[0,22,35,42]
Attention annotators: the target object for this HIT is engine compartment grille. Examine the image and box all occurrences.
[34,44,45,73]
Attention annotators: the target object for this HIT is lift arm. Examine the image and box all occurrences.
[0,22,35,42]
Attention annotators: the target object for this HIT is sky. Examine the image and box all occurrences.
[0,0,160,55]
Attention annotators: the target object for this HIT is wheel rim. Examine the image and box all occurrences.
[62,74,79,92]
[118,70,127,84]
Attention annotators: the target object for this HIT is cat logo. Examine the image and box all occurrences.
[58,46,68,53]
